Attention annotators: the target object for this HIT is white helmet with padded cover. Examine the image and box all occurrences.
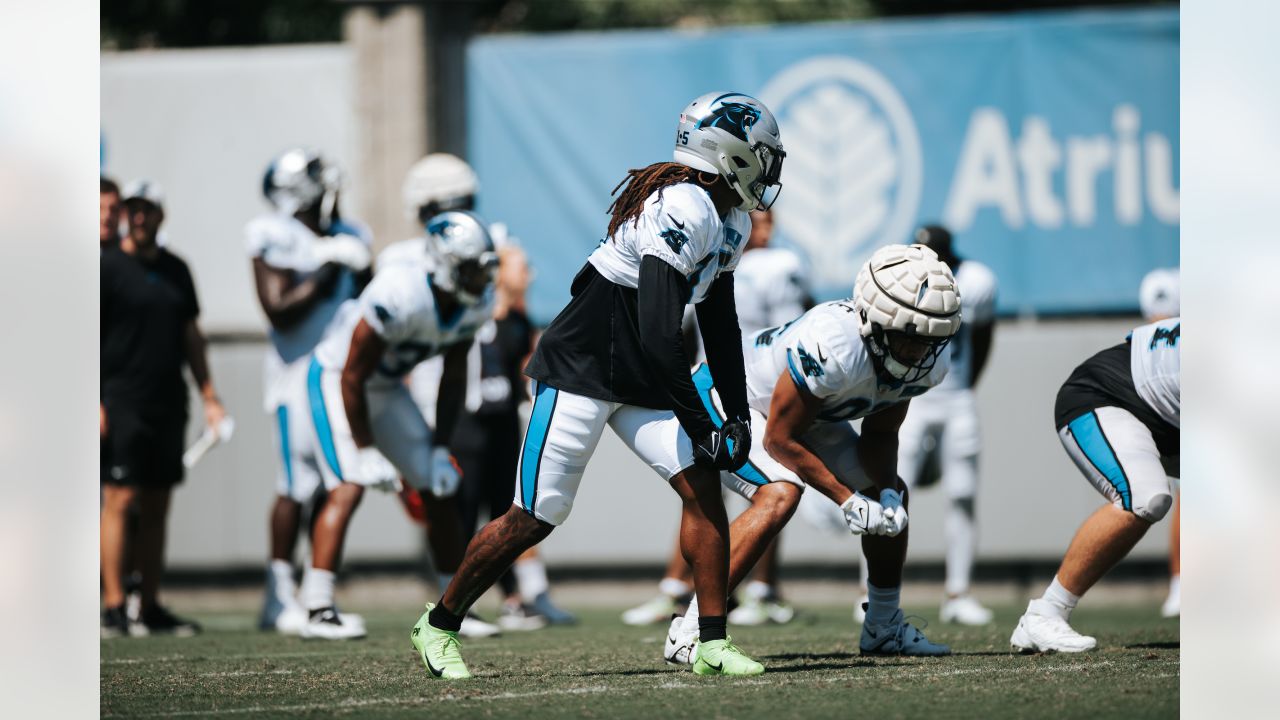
[673,91,785,212]
[853,244,962,383]
[403,154,479,226]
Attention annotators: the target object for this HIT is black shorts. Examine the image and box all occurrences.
[101,404,187,487]
[1054,342,1179,458]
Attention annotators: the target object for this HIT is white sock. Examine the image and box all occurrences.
[1036,575,1081,621]
[1167,575,1180,598]
[865,583,901,627]
[680,595,701,635]
[659,577,692,598]
[514,558,549,603]
[268,559,298,602]
[944,497,977,597]
[743,580,773,602]
[300,567,336,611]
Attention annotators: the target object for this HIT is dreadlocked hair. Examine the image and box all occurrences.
[606,162,716,239]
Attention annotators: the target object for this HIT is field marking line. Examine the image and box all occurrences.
[198,670,294,678]
[103,651,384,666]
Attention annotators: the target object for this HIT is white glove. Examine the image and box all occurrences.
[428,446,462,498]
[841,493,887,536]
[313,234,371,272]
[355,446,400,492]
[879,488,908,537]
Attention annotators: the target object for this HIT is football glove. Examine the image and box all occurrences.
[692,418,751,472]
[879,488,908,537]
[428,446,462,497]
[354,446,400,492]
[313,234,371,272]
[840,493,888,536]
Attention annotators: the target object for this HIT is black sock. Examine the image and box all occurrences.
[429,602,464,633]
[699,615,727,643]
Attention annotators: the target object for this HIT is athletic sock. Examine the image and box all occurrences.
[944,497,977,597]
[299,567,336,611]
[268,559,297,601]
[514,558,550,603]
[659,577,692,598]
[680,595,701,635]
[865,583,901,627]
[743,580,774,602]
[1167,575,1180,597]
[698,615,727,643]
[1037,575,1081,621]
[429,602,464,633]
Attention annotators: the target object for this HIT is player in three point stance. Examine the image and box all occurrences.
[1011,316,1179,653]
[248,148,373,635]
[662,244,961,665]
[287,210,498,639]
[411,91,785,679]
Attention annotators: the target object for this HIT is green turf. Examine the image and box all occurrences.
[102,604,1178,719]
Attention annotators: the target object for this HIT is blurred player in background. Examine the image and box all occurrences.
[247,149,372,635]
[664,244,959,665]
[100,176,122,250]
[101,180,227,637]
[1011,316,1180,652]
[288,210,498,640]
[622,207,812,627]
[411,91,785,679]
[866,224,998,626]
[1139,267,1180,618]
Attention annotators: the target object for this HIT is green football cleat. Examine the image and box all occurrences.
[410,604,472,680]
[691,637,765,676]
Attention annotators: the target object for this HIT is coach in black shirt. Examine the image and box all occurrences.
[100,180,225,637]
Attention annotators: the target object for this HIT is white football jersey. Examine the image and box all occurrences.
[744,300,951,423]
[733,246,810,335]
[313,263,494,389]
[934,259,997,393]
[1128,317,1180,428]
[587,183,751,305]
[376,237,432,270]
[245,213,371,364]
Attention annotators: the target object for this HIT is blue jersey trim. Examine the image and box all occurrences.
[519,382,559,514]
[307,356,344,481]
[1067,411,1132,511]
[691,363,769,487]
[275,405,293,492]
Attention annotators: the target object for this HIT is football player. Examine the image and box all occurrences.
[248,148,373,635]
[622,207,812,627]
[410,91,784,679]
[288,210,498,640]
[871,224,998,626]
[1011,316,1180,652]
[662,244,960,664]
[1139,268,1180,618]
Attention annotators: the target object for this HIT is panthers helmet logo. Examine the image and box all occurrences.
[699,99,761,142]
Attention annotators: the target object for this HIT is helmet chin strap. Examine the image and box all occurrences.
[319,189,337,232]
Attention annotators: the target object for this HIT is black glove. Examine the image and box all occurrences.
[692,418,751,472]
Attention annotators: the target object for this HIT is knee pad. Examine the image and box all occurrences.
[1135,493,1173,523]
[531,492,574,526]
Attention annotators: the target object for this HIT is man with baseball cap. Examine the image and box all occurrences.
[101,180,226,637]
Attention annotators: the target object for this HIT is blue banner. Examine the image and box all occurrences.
[468,8,1178,323]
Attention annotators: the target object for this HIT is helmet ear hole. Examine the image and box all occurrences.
[732,156,750,169]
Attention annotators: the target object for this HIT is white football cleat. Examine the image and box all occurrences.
[300,607,367,640]
[940,595,995,626]
[728,597,768,626]
[1161,586,1180,618]
[1010,600,1097,653]
[259,593,308,635]
[663,615,697,666]
[852,594,869,624]
[497,602,548,632]
[459,612,501,638]
[622,594,677,626]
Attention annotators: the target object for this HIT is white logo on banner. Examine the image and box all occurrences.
[761,57,922,290]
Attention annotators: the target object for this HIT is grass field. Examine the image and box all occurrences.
[101,600,1179,719]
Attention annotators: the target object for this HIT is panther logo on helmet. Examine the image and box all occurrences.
[698,100,762,142]
[424,210,499,307]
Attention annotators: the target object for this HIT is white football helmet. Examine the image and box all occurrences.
[853,244,962,383]
[673,91,785,212]
[1139,267,1180,321]
[425,210,498,306]
[263,148,342,227]
[403,154,479,226]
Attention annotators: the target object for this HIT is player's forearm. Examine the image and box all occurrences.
[857,429,900,492]
[340,372,375,448]
[970,323,995,386]
[637,257,716,439]
[766,433,851,505]
[696,274,749,421]
[254,261,340,329]
[434,346,468,448]
[182,321,217,399]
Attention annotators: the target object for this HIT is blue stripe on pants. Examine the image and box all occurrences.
[691,364,769,487]
[276,405,294,492]
[520,382,559,514]
[307,356,344,481]
[1067,411,1132,510]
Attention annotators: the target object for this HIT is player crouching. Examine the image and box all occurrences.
[665,244,960,665]
[1011,317,1180,653]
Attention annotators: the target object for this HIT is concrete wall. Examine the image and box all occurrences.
[166,317,1169,569]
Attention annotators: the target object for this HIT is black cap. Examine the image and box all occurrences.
[913,224,953,259]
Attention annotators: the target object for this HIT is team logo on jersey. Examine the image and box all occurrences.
[660,227,690,253]
[796,342,825,377]
[1149,323,1180,349]
[761,57,923,296]
[699,98,762,142]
